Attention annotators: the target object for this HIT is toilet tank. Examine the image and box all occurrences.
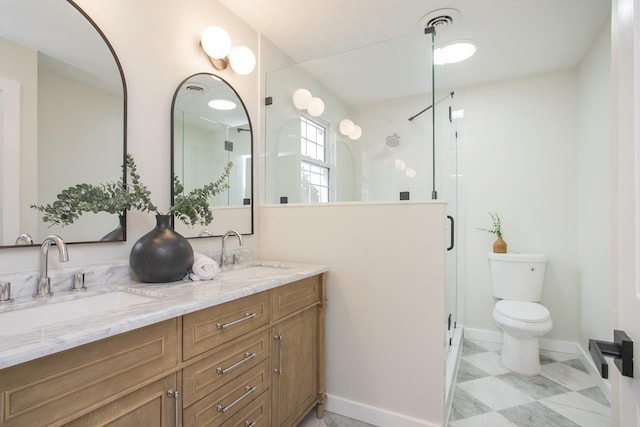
[488,253,547,301]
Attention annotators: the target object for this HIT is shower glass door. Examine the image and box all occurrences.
[437,92,462,404]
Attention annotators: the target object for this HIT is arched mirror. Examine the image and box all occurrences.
[171,73,253,237]
[0,0,126,247]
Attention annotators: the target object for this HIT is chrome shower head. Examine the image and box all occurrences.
[385,133,400,147]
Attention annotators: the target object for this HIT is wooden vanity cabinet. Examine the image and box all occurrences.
[0,272,326,427]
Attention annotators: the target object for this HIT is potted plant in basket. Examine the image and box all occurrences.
[32,154,232,282]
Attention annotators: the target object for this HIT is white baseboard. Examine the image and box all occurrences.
[463,327,611,403]
[325,394,440,427]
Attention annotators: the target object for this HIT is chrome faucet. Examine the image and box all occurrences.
[15,233,34,245]
[221,230,243,266]
[36,234,69,297]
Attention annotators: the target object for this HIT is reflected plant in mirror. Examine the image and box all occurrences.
[31,154,233,233]
[0,0,126,247]
[172,73,253,237]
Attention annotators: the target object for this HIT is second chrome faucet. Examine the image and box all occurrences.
[36,234,69,297]
[221,230,243,266]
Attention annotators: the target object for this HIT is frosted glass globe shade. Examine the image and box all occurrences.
[434,42,476,65]
[201,26,232,59]
[208,99,236,110]
[339,119,354,136]
[395,159,406,170]
[228,45,256,75]
[307,97,325,117]
[348,125,362,140]
[292,89,312,110]
[405,168,417,178]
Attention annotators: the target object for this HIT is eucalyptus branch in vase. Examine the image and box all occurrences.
[31,153,233,228]
[478,212,507,253]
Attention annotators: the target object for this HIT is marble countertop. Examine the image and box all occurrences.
[0,260,328,370]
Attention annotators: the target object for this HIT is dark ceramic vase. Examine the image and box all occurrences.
[100,215,125,241]
[129,215,194,283]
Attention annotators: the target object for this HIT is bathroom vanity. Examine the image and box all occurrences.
[0,262,327,427]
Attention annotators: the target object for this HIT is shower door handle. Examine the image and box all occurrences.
[447,215,455,251]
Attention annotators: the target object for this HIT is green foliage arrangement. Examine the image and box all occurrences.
[477,212,502,237]
[31,154,232,227]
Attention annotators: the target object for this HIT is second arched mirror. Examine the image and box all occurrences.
[171,73,253,238]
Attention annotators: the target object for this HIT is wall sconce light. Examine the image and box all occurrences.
[339,119,362,140]
[200,26,256,75]
[292,88,325,117]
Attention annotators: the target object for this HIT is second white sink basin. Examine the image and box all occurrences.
[0,289,162,335]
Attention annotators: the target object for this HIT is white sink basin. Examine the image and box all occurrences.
[0,289,162,335]
[219,265,292,280]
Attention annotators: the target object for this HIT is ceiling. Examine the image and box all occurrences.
[220,0,611,105]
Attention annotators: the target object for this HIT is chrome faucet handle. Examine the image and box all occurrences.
[0,282,13,304]
[71,271,94,292]
[72,273,87,292]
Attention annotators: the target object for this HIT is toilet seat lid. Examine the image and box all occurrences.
[495,300,550,323]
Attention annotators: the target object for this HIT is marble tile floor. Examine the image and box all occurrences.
[449,339,611,427]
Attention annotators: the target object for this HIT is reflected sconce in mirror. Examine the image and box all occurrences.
[200,26,256,75]
[292,88,325,117]
[339,119,362,140]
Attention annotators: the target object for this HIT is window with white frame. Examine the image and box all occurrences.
[300,115,330,202]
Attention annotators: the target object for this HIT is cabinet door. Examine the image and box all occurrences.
[65,374,178,427]
[0,319,177,427]
[271,307,318,427]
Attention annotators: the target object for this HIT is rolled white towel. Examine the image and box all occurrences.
[189,253,219,281]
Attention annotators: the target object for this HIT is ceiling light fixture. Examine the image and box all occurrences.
[434,41,476,65]
[200,26,256,75]
[208,99,236,110]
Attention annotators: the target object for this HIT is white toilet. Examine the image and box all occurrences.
[489,252,553,376]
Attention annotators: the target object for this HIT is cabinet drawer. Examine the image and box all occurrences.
[271,276,321,321]
[0,319,177,427]
[220,390,270,427]
[183,359,271,427]
[183,291,270,360]
[183,328,270,407]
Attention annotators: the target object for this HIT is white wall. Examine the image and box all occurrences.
[576,20,611,352]
[463,69,581,341]
[258,202,447,427]
[0,0,259,273]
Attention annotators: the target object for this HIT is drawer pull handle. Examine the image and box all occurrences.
[244,421,256,427]
[217,312,256,329]
[216,352,256,375]
[216,386,257,413]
